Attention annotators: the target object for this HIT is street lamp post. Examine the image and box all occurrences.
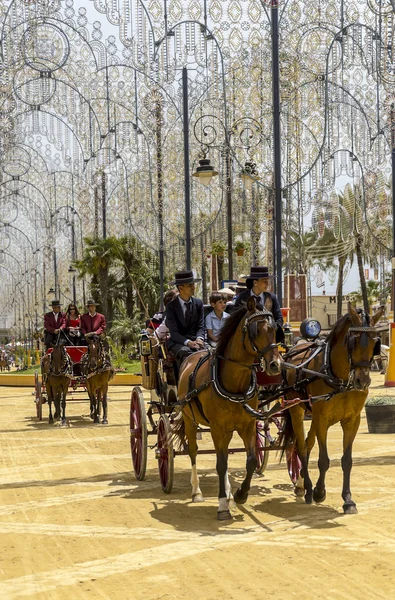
[182,67,192,270]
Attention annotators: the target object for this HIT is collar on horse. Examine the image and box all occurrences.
[49,348,73,378]
[179,352,257,407]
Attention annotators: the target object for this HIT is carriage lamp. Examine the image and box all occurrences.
[192,153,218,187]
[139,331,152,356]
[283,322,293,347]
[240,160,260,191]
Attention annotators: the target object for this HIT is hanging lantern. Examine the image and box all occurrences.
[240,160,260,191]
[193,154,218,187]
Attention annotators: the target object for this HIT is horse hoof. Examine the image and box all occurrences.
[60,420,68,428]
[102,418,108,425]
[343,502,358,515]
[217,510,232,521]
[48,418,54,424]
[295,486,305,498]
[313,488,326,503]
[192,493,204,503]
[54,412,59,420]
[305,493,313,505]
[90,412,95,420]
[233,488,248,505]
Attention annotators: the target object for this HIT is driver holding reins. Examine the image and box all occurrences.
[235,265,284,343]
[166,270,206,375]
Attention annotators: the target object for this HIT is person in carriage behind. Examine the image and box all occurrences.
[43,299,67,349]
[234,265,284,344]
[165,270,207,381]
[80,299,111,368]
[64,303,82,345]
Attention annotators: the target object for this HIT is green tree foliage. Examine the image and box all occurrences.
[73,236,160,330]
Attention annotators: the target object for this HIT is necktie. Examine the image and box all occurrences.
[185,301,192,323]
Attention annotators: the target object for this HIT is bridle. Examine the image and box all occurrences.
[241,308,278,371]
[345,321,381,380]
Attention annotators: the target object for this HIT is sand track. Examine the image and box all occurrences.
[0,376,394,599]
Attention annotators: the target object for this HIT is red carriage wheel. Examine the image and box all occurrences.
[157,414,174,494]
[255,422,270,474]
[130,387,148,481]
[286,444,302,485]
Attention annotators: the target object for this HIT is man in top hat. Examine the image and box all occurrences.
[80,299,107,340]
[235,266,284,342]
[166,270,205,374]
[44,300,67,349]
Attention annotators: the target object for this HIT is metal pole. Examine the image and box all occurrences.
[271,2,283,305]
[182,67,191,270]
[102,172,107,239]
[54,247,58,298]
[392,141,395,322]
[226,146,233,279]
[94,187,99,238]
[156,99,165,310]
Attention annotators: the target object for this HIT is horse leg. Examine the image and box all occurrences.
[61,382,67,426]
[290,406,313,504]
[212,428,233,520]
[101,381,109,425]
[96,388,101,423]
[184,413,204,502]
[234,420,257,505]
[47,387,54,424]
[313,420,330,504]
[341,416,360,514]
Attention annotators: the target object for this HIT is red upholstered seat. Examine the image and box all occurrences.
[256,371,282,386]
[46,346,87,363]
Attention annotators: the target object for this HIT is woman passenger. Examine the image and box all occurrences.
[65,303,82,345]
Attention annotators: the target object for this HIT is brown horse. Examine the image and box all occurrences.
[44,343,71,426]
[173,296,282,520]
[283,302,384,513]
[0,351,9,371]
[84,338,114,424]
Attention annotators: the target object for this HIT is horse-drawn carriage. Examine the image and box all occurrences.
[130,306,299,496]
[130,298,384,519]
[35,339,113,426]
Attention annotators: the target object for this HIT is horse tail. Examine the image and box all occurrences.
[171,413,186,450]
[278,410,295,462]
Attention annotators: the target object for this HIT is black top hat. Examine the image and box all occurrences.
[51,299,62,307]
[246,266,272,280]
[170,270,202,286]
[86,299,99,306]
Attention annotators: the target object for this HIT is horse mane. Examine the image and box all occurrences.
[326,308,367,345]
[216,305,248,355]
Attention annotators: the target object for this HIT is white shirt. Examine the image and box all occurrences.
[52,311,59,322]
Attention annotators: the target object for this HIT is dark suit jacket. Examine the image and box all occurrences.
[44,312,66,333]
[234,290,284,327]
[166,297,205,347]
[80,312,107,335]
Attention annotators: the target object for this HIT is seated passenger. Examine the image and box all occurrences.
[44,300,66,349]
[65,303,82,345]
[166,270,206,373]
[205,293,230,348]
[155,289,178,341]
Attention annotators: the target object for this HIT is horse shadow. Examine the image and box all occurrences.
[253,495,343,530]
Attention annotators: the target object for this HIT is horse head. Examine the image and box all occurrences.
[345,302,385,391]
[243,296,282,376]
[86,337,102,371]
[50,341,67,375]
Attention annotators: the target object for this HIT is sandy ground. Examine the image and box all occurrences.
[0,374,395,600]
